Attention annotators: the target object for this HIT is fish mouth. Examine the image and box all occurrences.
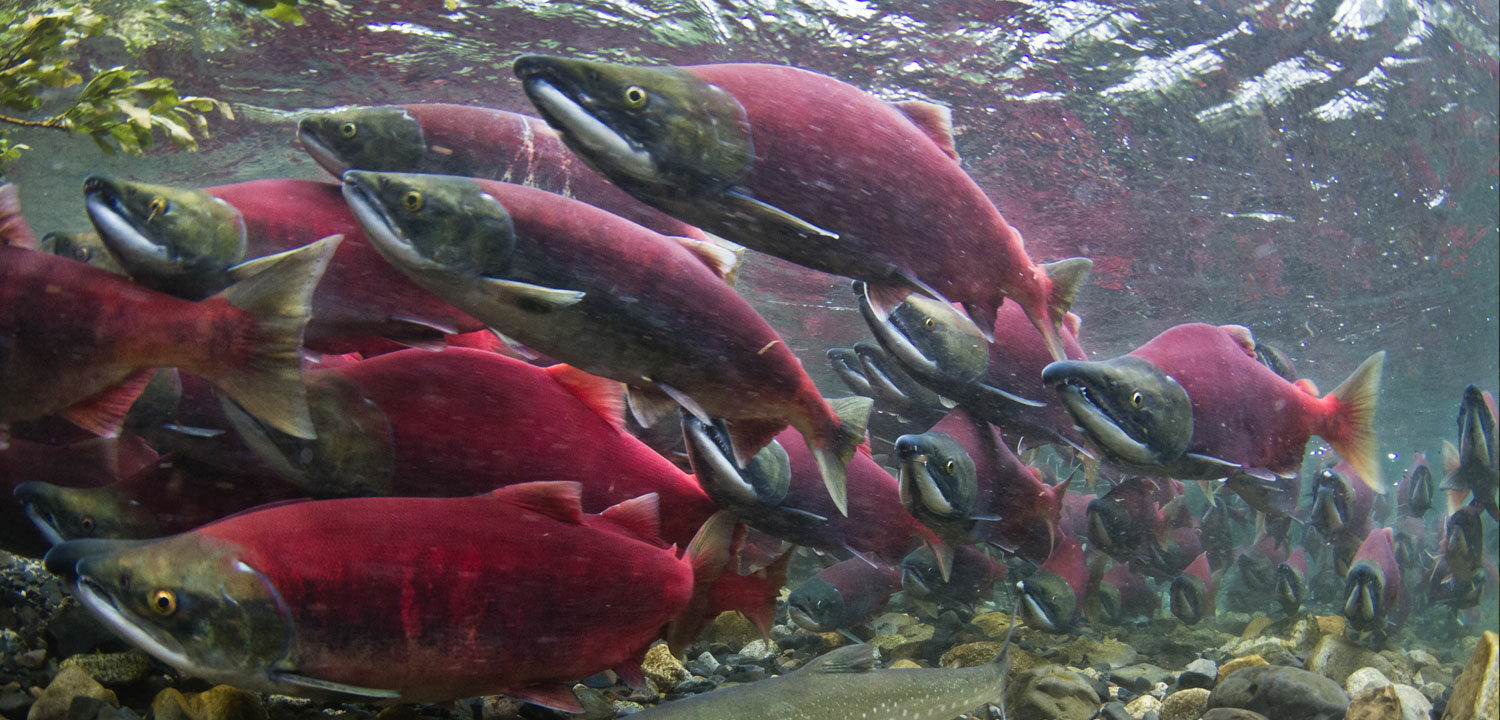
[900,567,933,599]
[1342,563,1382,631]
[1169,574,1204,624]
[1275,566,1303,613]
[19,500,65,547]
[340,171,442,276]
[826,348,874,398]
[787,603,832,633]
[1311,485,1347,537]
[296,122,348,177]
[1017,580,1061,632]
[82,176,181,278]
[894,439,959,519]
[681,415,761,508]
[514,65,656,184]
[856,282,945,381]
[74,570,199,673]
[1042,361,1163,468]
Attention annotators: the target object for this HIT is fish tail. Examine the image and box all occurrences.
[1324,350,1385,494]
[665,510,738,655]
[809,395,874,517]
[205,235,341,440]
[1033,257,1092,361]
[0,179,40,249]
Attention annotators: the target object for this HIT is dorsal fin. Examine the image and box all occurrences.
[1441,439,1461,476]
[802,643,878,674]
[671,236,743,285]
[893,101,959,162]
[545,364,626,431]
[1219,325,1256,357]
[600,493,663,544]
[62,370,157,438]
[491,481,585,524]
[1294,378,1320,396]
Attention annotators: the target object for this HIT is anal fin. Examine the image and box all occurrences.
[269,671,400,700]
[505,684,583,713]
[63,370,157,438]
[723,188,840,241]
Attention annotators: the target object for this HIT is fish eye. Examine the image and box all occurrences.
[340,122,357,138]
[944,459,956,473]
[75,247,92,262]
[149,589,177,617]
[923,317,936,330]
[402,190,424,211]
[1130,392,1143,408]
[147,197,169,221]
[623,85,648,108]
[79,516,95,534]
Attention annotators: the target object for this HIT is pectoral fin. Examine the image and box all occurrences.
[974,382,1047,408]
[723,188,840,241]
[482,277,585,311]
[269,671,400,700]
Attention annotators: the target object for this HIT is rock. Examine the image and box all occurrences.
[972,611,1016,638]
[1208,665,1348,720]
[1306,635,1405,686]
[150,687,266,720]
[1283,614,1323,654]
[1347,667,1394,696]
[1241,616,1274,640]
[1315,616,1347,637]
[1125,694,1162,718]
[1391,684,1432,720]
[684,651,720,677]
[940,642,1005,667]
[1181,658,1218,689]
[669,677,716,695]
[0,684,32,716]
[1004,665,1102,720]
[889,659,922,669]
[1202,710,1270,720]
[65,698,136,720]
[1161,688,1211,720]
[59,652,154,686]
[26,666,117,720]
[696,611,761,649]
[1346,685,1401,720]
[1444,630,1497,720]
[1099,701,1133,720]
[1113,664,1173,693]
[868,621,933,660]
[733,639,774,663]
[1409,649,1440,668]
[641,644,688,694]
[1217,655,1269,685]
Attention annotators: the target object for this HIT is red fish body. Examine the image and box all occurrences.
[942,411,1067,564]
[982,302,1088,445]
[1018,537,1088,631]
[787,557,902,632]
[1101,562,1160,621]
[1344,527,1408,633]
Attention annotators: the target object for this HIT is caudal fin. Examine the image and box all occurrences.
[808,395,873,517]
[207,236,341,440]
[1021,257,1092,362]
[1326,351,1385,494]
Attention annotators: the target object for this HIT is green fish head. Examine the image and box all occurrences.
[1168,571,1207,625]
[1274,561,1304,615]
[44,535,293,687]
[898,546,943,600]
[1084,497,1131,551]
[222,370,395,498]
[38,230,127,275]
[852,341,946,413]
[787,577,847,633]
[513,54,752,196]
[1090,581,1123,625]
[1018,570,1076,632]
[341,170,514,282]
[81,176,247,294]
[1340,560,1385,632]
[1309,468,1353,539]
[297,106,426,176]
[894,430,977,521]
[860,286,988,385]
[682,415,792,510]
[1041,356,1192,470]
[14,482,161,544]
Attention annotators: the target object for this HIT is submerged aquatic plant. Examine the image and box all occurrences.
[0,3,236,169]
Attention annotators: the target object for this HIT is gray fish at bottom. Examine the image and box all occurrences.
[627,643,1006,719]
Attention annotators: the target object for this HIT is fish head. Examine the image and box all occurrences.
[38,230,127,274]
[858,285,988,385]
[1406,462,1433,516]
[513,55,752,196]
[341,170,515,282]
[1235,552,1275,592]
[827,347,874,398]
[14,481,161,544]
[82,176,247,291]
[44,534,293,687]
[899,546,944,601]
[1309,467,1354,539]
[1445,506,1483,568]
[894,430,977,522]
[1274,560,1304,615]
[1089,581,1123,625]
[1168,571,1208,625]
[297,106,425,176]
[1084,497,1131,552]
[220,371,395,497]
[1041,356,1192,469]
[852,341,944,413]
[1017,570,1077,632]
[1253,342,1298,382]
[786,576,848,632]
[681,415,791,510]
[1341,559,1386,632]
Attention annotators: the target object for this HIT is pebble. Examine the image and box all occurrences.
[1180,658,1217,689]
[939,641,1006,668]
[1207,665,1348,720]
[888,659,921,669]
[1003,665,1101,720]
[1098,701,1132,720]
[733,639,774,663]
[59,653,153,687]
[149,687,266,720]
[1305,635,1405,686]
[0,684,32,716]
[1124,694,1161,718]
[1201,710,1270,720]
[695,611,761,649]
[26,667,117,720]
[1112,664,1172,693]
[641,643,688,693]
[1390,684,1431,720]
[684,651,719,677]
[65,698,137,720]
[1240,616,1274,640]
[1445,630,1497,720]
[1216,654,1269,685]
[1346,685,1401,720]
[1346,667,1393,696]
[1160,688,1210,720]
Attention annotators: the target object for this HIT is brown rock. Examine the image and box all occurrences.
[150,686,265,720]
[1241,616,1274,641]
[1218,654,1269,684]
[1306,634,1405,686]
[888,659,922,669]
[1161,688,1211,720]
[972,611,1016,638]
[58,652,153,687]
[696,611,761,649]
[1316,615,1347,637]
[26,667,116,720]
[1346,685,1401,720]
[640,643,686,695]
[1444,630,1498,720]
[941,641,1007,668]
[1202,710,1270,720]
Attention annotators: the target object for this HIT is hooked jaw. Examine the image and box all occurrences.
[1275,562,1304,615]
[1169,573,1206,625]
[1041,357,1191,471]
[1341,562,1384,632]
[1017,572,1075,633]
[513,58,657,184]
[295,119,347,176]
[82,177,182,279]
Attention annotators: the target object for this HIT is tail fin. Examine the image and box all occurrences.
[0,180,39,249]
[207,236,341,440]
[809,395,873,517]
[1325,351,1385,494]
[666,511,737,654]
[1032,257,1092,361]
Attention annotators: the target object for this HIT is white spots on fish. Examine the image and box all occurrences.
[518,118,539,188]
